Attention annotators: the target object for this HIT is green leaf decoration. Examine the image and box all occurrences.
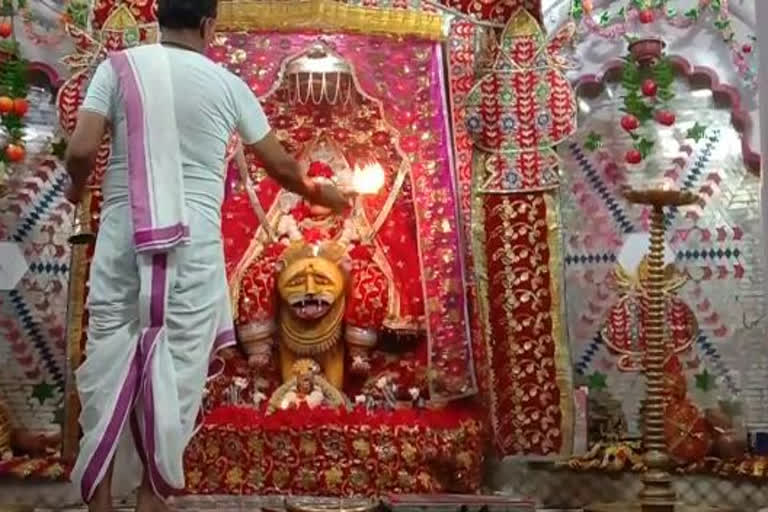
[571,0,584,21]
[599,11,610,25]
[621,59,642,91]
[686,122,707,142]
[584,131,602,152]
[51,138,68,160]
[587,371,608,391]
[623,91,654,122]
[714,19,731,31]
[695,369,717,392]
[652,57,676,103]
[684,8,699,19]
[636,137,655,159]
[31,380,55,405]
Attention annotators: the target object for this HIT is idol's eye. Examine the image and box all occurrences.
[313,275,331,285]
[287,276,305,287]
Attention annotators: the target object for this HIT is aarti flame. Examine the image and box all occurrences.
[352,162,385,195]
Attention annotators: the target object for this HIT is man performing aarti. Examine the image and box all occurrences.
[62,1,350,511]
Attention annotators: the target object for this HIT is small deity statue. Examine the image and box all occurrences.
[267,359,348,413]
[276,240,347,387]
[236,156,392,388]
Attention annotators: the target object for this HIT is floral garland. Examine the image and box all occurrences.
[0,0,29,191]
[571,0,758,90]
[583,43,710,167]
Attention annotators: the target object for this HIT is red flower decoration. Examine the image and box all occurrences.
[262,241,287,260]
[332,128,350,142]
[273,115,291,129]
[308,161,334,179]
[399,135,419,153]
[293,126,314,142]
[303,228,325,244]
[290,202,312,222]
[348,243,373,260]
[371,131,390,146]
[394,109,415,128]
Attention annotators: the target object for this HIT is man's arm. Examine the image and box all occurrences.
[65,111,108,203]
[65,60,114,204]
[246,133,351,213]
[233,77,351,212]
[246,132,314,196]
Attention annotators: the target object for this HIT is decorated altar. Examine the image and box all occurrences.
[50,0,579,498]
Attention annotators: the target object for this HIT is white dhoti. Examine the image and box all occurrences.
[70,45,235,502]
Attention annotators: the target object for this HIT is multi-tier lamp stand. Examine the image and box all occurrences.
[587,187,729,512]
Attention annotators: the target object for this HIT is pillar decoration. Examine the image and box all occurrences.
[464,8,577,456]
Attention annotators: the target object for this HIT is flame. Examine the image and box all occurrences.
[352,162,385,195]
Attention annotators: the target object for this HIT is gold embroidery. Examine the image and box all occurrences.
[545,191,574,456]
[217,0,444,41]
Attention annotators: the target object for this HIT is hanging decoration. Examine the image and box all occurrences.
[464,9,578,456]
[616,44,676,164]
[0,0,29,193]
[571,0,758,90]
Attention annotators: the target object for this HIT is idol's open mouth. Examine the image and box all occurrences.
[290,296,332,320]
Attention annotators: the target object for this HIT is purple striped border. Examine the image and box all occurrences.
[79,350,141,502]
[110,52,153,235]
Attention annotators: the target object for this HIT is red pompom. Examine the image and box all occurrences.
[308,161,334,179]
[348,243,373,260]
[290,201,312,222]
[303,228,325,244]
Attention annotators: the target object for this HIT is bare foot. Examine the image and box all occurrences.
[88,460,114,512]
[135,479,170,512]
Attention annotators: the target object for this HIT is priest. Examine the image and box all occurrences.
[63,1,350,511]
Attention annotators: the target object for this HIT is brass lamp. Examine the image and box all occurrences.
[68,198,96,245]
[587,187,729,512]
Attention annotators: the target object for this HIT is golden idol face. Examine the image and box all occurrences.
[278,257,345,321]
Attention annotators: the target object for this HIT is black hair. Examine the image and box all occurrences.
[156,0,218,30]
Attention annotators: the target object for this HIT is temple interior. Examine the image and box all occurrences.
[1,0,767,511]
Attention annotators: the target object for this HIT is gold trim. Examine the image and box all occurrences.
[469,151,498,442]
[217,0,445,41]
[544,191,574,456]
[62,190,92,462]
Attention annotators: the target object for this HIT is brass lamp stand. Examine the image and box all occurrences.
[62,189,97,463]
[587,188,728,512]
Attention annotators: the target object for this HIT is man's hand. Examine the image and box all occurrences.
[65,181,85,204]
[310,182,355,213]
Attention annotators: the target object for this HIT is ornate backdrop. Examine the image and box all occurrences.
[561,65,764,435]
